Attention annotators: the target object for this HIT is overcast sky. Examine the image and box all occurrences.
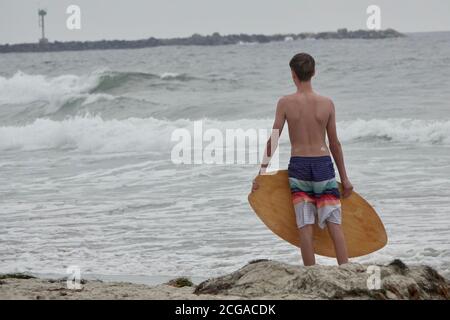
[1,0,449,44]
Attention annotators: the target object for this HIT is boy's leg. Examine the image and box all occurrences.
[299,225,315,266]
[326,222,348,265]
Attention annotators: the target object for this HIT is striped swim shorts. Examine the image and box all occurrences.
[288,155,341,229]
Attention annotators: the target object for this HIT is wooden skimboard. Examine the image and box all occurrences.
[248,170,387,258]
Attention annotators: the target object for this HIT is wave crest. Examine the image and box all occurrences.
[339,118,450,145]
[0,117,449,154]
[0,69,196,105]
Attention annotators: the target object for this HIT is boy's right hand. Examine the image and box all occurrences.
[341,179,353,198]
[251,178,259,193]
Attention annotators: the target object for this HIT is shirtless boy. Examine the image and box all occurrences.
[252,53,353,266]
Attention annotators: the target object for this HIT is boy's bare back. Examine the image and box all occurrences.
[281,92,334,157]
[255,52,352,200]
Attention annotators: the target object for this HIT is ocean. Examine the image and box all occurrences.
[0,32,449,281]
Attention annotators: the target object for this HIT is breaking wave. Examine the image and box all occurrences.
[0,117,449,153]
[0,70,198,112]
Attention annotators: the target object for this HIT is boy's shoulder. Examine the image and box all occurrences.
[313,93,334,105]
[278,94,293,103]
[279,93,334,105]
[275,95,291,110]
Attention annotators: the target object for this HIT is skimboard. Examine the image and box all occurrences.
[248,170,387,258]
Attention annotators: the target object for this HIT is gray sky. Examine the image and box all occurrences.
[1,0,449,44]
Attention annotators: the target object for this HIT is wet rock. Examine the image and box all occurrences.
[194,259,448,300]
[166,277,194,288]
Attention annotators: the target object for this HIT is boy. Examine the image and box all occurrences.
[251,53,353,266]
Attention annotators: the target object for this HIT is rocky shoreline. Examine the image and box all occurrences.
[0,259,447,300]
[0,29,404,54]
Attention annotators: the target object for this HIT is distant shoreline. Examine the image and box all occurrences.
[0,28,404,54]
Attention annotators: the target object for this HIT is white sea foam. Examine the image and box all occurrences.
[0,71,100,105]
[0,116,186,152]
[0,70,192,115]
[160,72,180,80]
[82,93,115,105]
[339,118,450,144]
[1,117,449,153]
[0,71,115,115]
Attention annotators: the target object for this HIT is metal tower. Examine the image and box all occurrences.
[38,9,48,44]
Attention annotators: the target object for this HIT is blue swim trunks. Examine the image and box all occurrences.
[288,155,341,229]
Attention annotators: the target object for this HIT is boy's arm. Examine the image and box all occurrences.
[326,100,353,197]
[259,98,286,173]
[252,98,285,192]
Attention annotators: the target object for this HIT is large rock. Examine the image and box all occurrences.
[194,259,448,300]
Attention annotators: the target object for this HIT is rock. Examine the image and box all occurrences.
[388,259,409,274]
[166,277,194,288]
[0,273,36,280]
[194,259,448,300]
[385,290,398,299]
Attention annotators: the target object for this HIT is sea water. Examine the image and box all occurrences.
[0,32,449,279]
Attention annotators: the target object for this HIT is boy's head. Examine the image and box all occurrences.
[289,53,315,82]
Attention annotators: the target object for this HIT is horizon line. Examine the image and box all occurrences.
[0,27,421,46]
[2,28,449,46]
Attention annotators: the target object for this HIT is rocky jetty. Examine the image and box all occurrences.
[0,29,404,54]
[0,259,447,300]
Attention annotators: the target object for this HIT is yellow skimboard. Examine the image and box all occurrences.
[248,170,387,257]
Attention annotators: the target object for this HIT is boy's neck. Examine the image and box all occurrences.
[296,81,313,93]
